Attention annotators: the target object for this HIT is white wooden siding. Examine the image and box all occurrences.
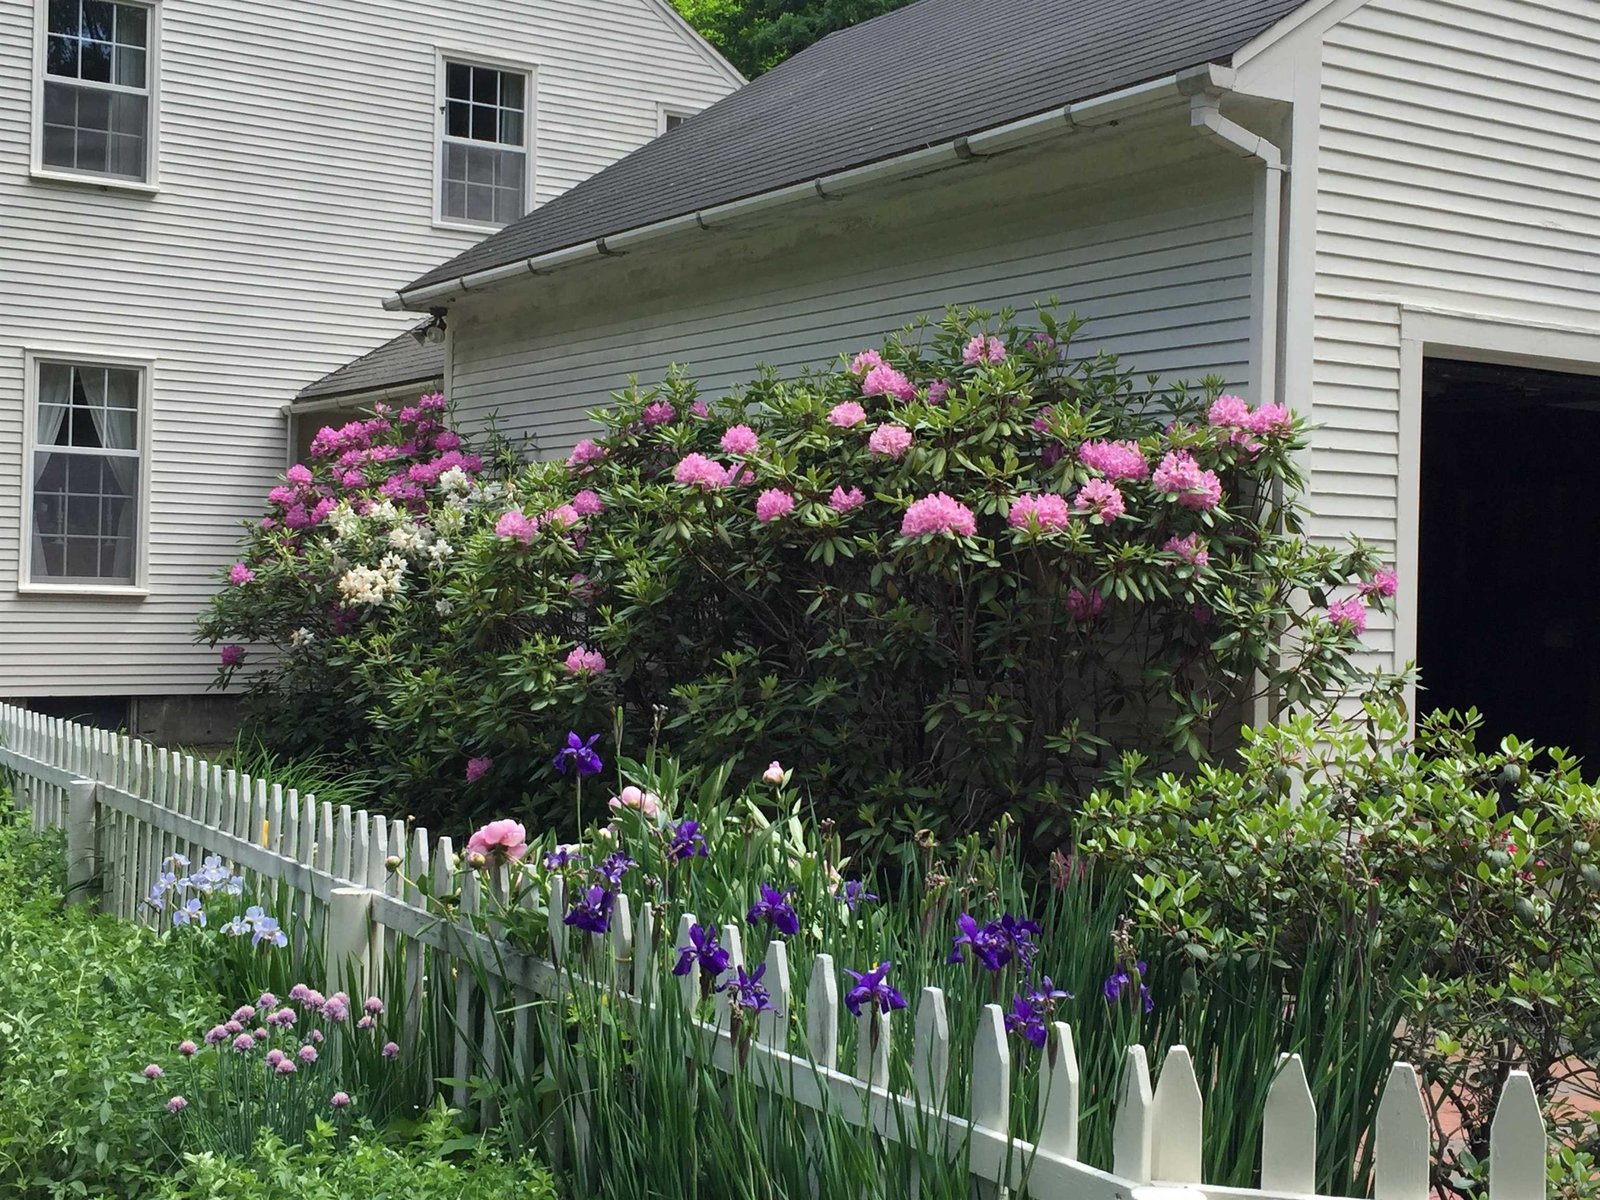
[449,134,1259,456]
[0,0,738,696]
[1307,0,1600,674]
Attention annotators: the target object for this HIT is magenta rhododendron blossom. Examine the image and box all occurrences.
[495,510,538,544]
[902,493,976,537]
[571,489,604,516]
[642,400,676,427]
[1077,439,1149,482]
[1359,567,1399,599]
[466,818,527,862]
[868,424,912,458]
[720,424,760,455]
[229,562,255,585]
[1327,597,1368,635]
[565,645,607,675]
[1008,493,1071,532]
[850,349,885,375]
[1153,451,1223,511]
[1074,479,1126,521]
[219,644,245,668]
[465,755,493,783]
[963,334,1007,366]
[829,485,865,513]
[673,453,730,490]
[1066,587,1105,622]
[861,364,916,403]
[828,401,867,428]
[286,464,314,486]
[755,489,796,523]
[1164,533,1210,567]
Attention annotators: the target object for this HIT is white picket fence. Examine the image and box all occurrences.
[0,701,1554,1200]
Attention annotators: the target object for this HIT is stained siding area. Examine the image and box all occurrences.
[1308,0,1600,675]
[0,0,737,696]
[449,131,1260,455]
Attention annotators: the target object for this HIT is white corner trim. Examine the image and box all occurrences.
[635,0,746,86]
[1231,0,1375,69]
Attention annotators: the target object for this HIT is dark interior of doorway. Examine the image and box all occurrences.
[1419,358,1600,770]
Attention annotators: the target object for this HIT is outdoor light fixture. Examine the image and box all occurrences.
[410,310,449,346]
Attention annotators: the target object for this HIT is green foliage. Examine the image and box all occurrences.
[201,306,1388,840]
[1078,700,1600,1198]
[670,0,916,76]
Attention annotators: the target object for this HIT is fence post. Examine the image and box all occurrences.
[327,886,374,997]
[65,778,97,908]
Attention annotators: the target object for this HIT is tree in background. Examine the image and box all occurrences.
[673,0,916,76]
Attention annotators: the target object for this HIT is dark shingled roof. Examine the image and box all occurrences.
[297,326,444,402]
[402,0,1309,295]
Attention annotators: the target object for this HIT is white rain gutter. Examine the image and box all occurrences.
[1188,97,1286,409]
[384,64,1238,313]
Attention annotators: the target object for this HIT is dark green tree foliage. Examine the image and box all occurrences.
[673,0,916,76]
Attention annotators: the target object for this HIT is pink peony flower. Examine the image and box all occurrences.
[220,645,245,668]
[567,439,606,469]
[861,364,916,403]
[827,401,867,428]
[229,562,255,585]
[1008,493,1072,532]
[720,425,760,455]
[829,485,865,513]
[868,424,912,459]
[901,493,976,538]
[1327,598,1368,635]
[1077,439,1149,481]
[1153,451,1223,511]
[466,818,528,863]
[963,334,1007,365]
[673,452,731,490]
[1164,533,1210,567]
[465,756,492,784]
[1073,479,1126,521]
[565,645,607,676]
[850,349,885,375]
[926,380,950,405]
[609,785,662,818]
[1359,567,1399,599]
[1207,394,1252,427]
[1245,402,1292,435]
[642,401,676,427]
[1066,587,1105,622]
[571,489,604,516]
[755,489,795,523]
[762,761,785,785]
[286,464,313,486]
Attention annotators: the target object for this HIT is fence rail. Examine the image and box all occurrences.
[0,701,1552,1200]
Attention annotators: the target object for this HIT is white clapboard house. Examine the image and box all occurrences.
[372,0,1600,764]
[0,0,741,736]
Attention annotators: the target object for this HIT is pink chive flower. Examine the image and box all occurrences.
[356,1015,375,1031]
[850,349,885,375]
[286,464,313,486]
[861,364,917,403]
[224,1021,243,1035]
[1207,394,1252,427]
[1008,493,1071,533]
[166,1096,187,1114]
[220,645,245,668]
[1073,479,1126,522]
[178,1040,197,1058]
[962,334,1006,365]
[258,993,278,1009]
[232,1034,255,1053]
[274,1058,297,1075]
[901,494,976,537]
[571,489,604,516]
[495,510,538,544]
[1153,451,1224,511]
[755,489,796,523]
[565,646,607,676]
[265,1049,286,1067]
[382,1041,400,1059]
[232,1005,256,1024]
[465,756,492,783]
[567,439,606,469]
[1066,588,1105,622]
[673,453,731,490]
[298,1044,318,1064]
[926,380,950,404]
[205,1025,230,1045]
[143,1064,164,1080]
[829,485,865,513]
[1327,598,1368,635]
[330,1092,352,1109]
[642,400,676,427]
[1077,440,1149,482]
[364,997,384,1016]
[828,401,867,428]
[720,425,760,455]
[868,424,912,459]
[1164,533,1210,567]
[466,818,528,864]
[1359,567,1399,599]
[1245,402,1292,435]
[229,562,255,585]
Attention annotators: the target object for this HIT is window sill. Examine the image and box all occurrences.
[17,582,149,598]
[432,217,511,234]
[30,167,159,196]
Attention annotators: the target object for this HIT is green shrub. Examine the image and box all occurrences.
[200,306,1390,838]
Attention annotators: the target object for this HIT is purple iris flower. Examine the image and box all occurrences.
[1103,960,1154,1013]
[1005,994,1049,1049]
[543,844,583,870]
[596,852,636,887]
[667,820,708,862]
[746,884,799,936]
[947,913,1010,971]
[563,885,614,934]
[672,922,730,980]
[553,731,604,777]
[834,880,878,911]
[717,964,774,1014]
[995,913,1044,972]
[1028,977,1073,1007]
[844,961,907,1017]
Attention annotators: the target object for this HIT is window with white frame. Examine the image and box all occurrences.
[29,359,145,585]
[42,0,153,181]
[440,59,528,226]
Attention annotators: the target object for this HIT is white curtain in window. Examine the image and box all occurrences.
[81,368,139,580]
[30,369,71,578]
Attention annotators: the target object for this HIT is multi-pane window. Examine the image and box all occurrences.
[440,60,527,226]
[42,0,152,181]
[30,361,143,585]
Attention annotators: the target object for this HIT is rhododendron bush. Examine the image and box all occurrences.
[200,307,1391,833]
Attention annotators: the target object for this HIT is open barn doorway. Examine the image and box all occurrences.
[1417,358,1600,768]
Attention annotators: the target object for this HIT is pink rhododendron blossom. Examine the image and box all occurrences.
[567,439,606,469]
[755,489,795,523]
[827,401,867,428]
[1246,403,1292,435]
[565,645,607,676]
[220,645,245,668]
[1359,567,1399,599]
[571,489,604,516]
[1073,479,1126,521]
[1066,587,1105,622]
[1327,598,1368,635]
[850,349,886,375]
[720,424,760,455]
[642,401,676,427]
[902,493,976,537]
[1207,394,1252,427]
[926,380,950,404]
[726,464,755,487]
[340,469,366,489]
[268,486,297,506]
[1031,406,1055,435]
[229,562,255,585]
[542,503,581,529]
[1164,533,1210,567]
[861,364,916,403]
[1153,451,1223,511]
[465,756,493,784]
[495,510,538,543]
[434,430,462,452]
[868,424,912,459]
[466,818,527,862]
[286,464,313,486]
[1008,493,1072,532]
[674,453,731,489]
[963,334,1007,365]
[829,485,865,513]
[1077,440,1149,481]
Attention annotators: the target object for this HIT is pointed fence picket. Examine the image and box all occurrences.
[0,700,1557,1200]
